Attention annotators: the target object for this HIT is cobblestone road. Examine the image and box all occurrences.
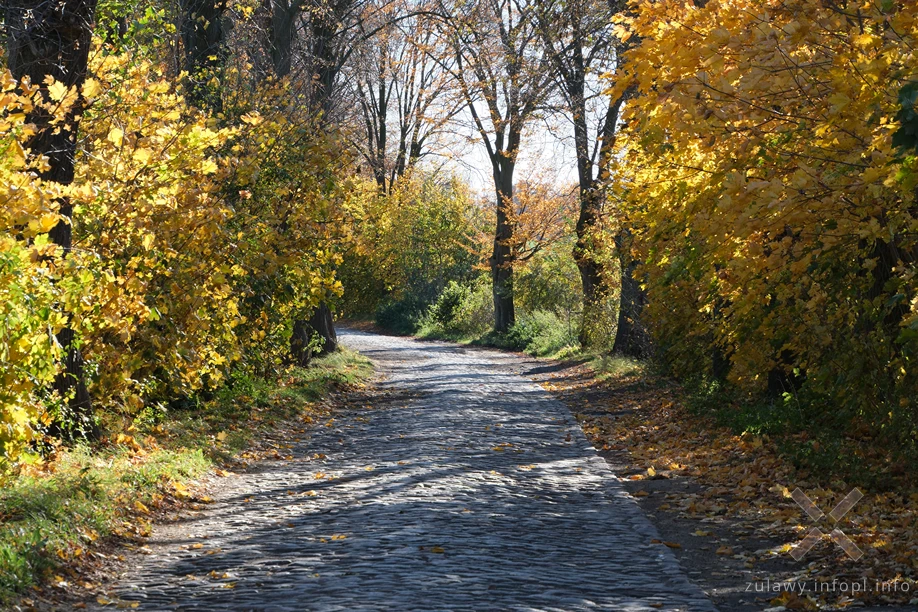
[98,330,716,611]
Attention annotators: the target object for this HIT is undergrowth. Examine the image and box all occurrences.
[0,348,371,604]
[682,375,917,491]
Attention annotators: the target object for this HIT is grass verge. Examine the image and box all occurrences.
[0,348,372,606]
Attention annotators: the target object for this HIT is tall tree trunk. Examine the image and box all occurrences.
[256,0,340,365]
[611,230,650,358]
[574,191,609,347]
[287,3,350,363]
[491,155,515,334]
[6,0,99,437]
[269,0,296,77]
[179,0,227,109]
[569,75,610,348]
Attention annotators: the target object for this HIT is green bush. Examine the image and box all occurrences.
[505,310,579,356]
[418,278,493,339]
[426,281,469,329]
[375,296,430,334]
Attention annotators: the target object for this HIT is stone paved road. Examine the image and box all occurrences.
[98,329,717,611]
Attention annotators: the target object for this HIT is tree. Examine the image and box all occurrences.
[615,0,918,427]
[5,0,100,435]
[266,0,299,77]
[256,0,440,360]
[435,0,552,333]
[348,7,458,193]
[532,0,647,355]
[179,0,228,108]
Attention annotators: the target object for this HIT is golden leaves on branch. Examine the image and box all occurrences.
[1,39,349,468]
[613,0,918,421]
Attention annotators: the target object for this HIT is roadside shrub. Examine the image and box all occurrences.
[426,281,470,329]
[505,310,579,356]
[375,296,429,335]
[617,0,918,463]
[418,278,493,339]
[340,174,481,319]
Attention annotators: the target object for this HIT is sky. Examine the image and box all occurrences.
[420,105,582,201]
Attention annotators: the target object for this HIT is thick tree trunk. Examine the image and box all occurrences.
[574,186,611,348]
[611,231,650,358]
[256,0,341,363]
[289,320,313,367]
[290,303,338,366]
[572,138,609,347]
[284,4,344,360]
[309,302,337,355]
[576,252,608,347]
[269,0,296,78]
[179,0,227,109]
[6,0,99,437]
[491,158,515,334]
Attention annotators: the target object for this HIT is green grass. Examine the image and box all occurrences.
[0,348,372,604]
[586,353,646,380]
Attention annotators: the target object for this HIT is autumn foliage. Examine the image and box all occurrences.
[614,0,918,456]
[1,44,345,467]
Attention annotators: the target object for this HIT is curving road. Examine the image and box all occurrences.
[96,329,716,611]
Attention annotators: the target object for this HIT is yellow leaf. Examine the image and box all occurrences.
[215,431,227,442]
[107,127,124,146]
[48,80,68,102]
[172,480,191,499]
[134,501,150,514]
[82,78,101,99]
[133,148,153,164]
[692,530,712,536]
[38,213,59,233]
[430,546,445,553]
